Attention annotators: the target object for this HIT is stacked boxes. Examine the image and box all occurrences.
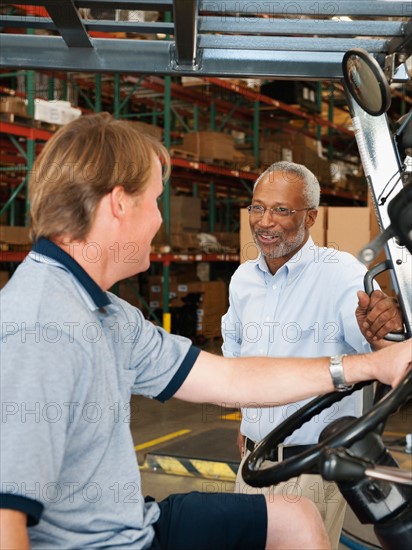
[239,208,258,264]
[1,97,82,128]
[0,226,31,249]
[0,96,28,118]
[169,196,201,233]
[259,137,289,166]
[127,120,163,141]
[182,132,245,164]
[152,196,202,252]
[148,275,181,309]
[212,232,240,252]
[326,207,370,257]
[195,281,227,338]
[148,277,228,339]
[259,133,331,187]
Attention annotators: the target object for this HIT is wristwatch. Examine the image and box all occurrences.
[329,354,354,392]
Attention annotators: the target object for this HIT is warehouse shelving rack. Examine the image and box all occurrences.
[0,70,370,220]
[1,0,411,326]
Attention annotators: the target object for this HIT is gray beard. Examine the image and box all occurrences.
[255,223,306,259]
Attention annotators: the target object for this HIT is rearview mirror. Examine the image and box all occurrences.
[342,48,391,116]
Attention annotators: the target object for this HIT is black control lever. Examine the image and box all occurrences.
[320,447,412,485]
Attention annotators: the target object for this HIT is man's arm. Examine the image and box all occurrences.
[0,509,29,549]
[174,340,411,406]
[356,290,404,348]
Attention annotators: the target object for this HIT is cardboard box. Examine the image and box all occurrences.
[326,207,370,257]
[0,96,28,118]
[149,282,180,308]
[127,120,163,141]
[148,279,227,324]
[0,226,30,245]
[182,132,245,163]
[197,312,225,338]
[212,232,240,252]
[310,206,327,247]
[181,77,207,87]
[240,208,259,264]
[117,279,142,308]
[0,271,10,289]
[169,196,201,233]
[34,100,81,126]
[194,281,228,338]
[257,133,331,185]
[170,232,199,251]
[259,138,283,166]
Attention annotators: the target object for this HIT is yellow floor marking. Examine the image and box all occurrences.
[221,411,242,421]
[154,456,195,476]
[190,458,236,480]
[134,429,191,451]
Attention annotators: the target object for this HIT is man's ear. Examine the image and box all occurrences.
[110,186,126,220]
[305,208,318,229]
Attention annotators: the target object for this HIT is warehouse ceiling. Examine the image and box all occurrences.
[0,1,411,80]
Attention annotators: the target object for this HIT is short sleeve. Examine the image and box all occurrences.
[0,327,92,520]
[114,299,200,399]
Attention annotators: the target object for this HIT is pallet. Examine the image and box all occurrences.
[33,119,61,132]
[0,243,31,252]
[151,243,202,255]
[0,112,32,126]
[200,157,234,167]
[151,244,172,254]
[170,148,199,161]
[172,247,199,254]
[201,156,247,168]
[0,112,60,133]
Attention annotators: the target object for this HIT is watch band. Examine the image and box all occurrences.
[329,354,354,392]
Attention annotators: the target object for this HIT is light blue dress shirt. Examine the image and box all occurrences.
[222,237,372,445]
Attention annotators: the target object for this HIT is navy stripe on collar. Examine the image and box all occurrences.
[32,238,110,309]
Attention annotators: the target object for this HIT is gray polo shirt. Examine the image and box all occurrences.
[0,238,200,549]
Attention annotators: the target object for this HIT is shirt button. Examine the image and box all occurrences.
[259,349,264,354]
[272,284,277,290]
[266,316,271,321]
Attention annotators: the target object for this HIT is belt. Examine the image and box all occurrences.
[246,437,313,462]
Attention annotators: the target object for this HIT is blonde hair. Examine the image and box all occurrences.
[29,112,170,242]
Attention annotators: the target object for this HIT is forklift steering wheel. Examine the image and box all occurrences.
[242,370,412,487]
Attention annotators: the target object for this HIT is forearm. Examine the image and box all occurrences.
[177,341,412,406]
[0,509,30,549]
[175,350,374,407]
[220,353,373,407]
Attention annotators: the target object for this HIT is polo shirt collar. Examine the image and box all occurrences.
[32,238,111,309]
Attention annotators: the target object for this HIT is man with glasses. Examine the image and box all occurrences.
[222,160,403,548]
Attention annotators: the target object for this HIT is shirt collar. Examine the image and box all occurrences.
[31,238,111,309]
[255,236,315,281]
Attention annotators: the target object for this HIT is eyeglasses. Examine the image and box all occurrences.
[247,205,315,218]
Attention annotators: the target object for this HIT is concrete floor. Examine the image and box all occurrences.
[130,340,411,550]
